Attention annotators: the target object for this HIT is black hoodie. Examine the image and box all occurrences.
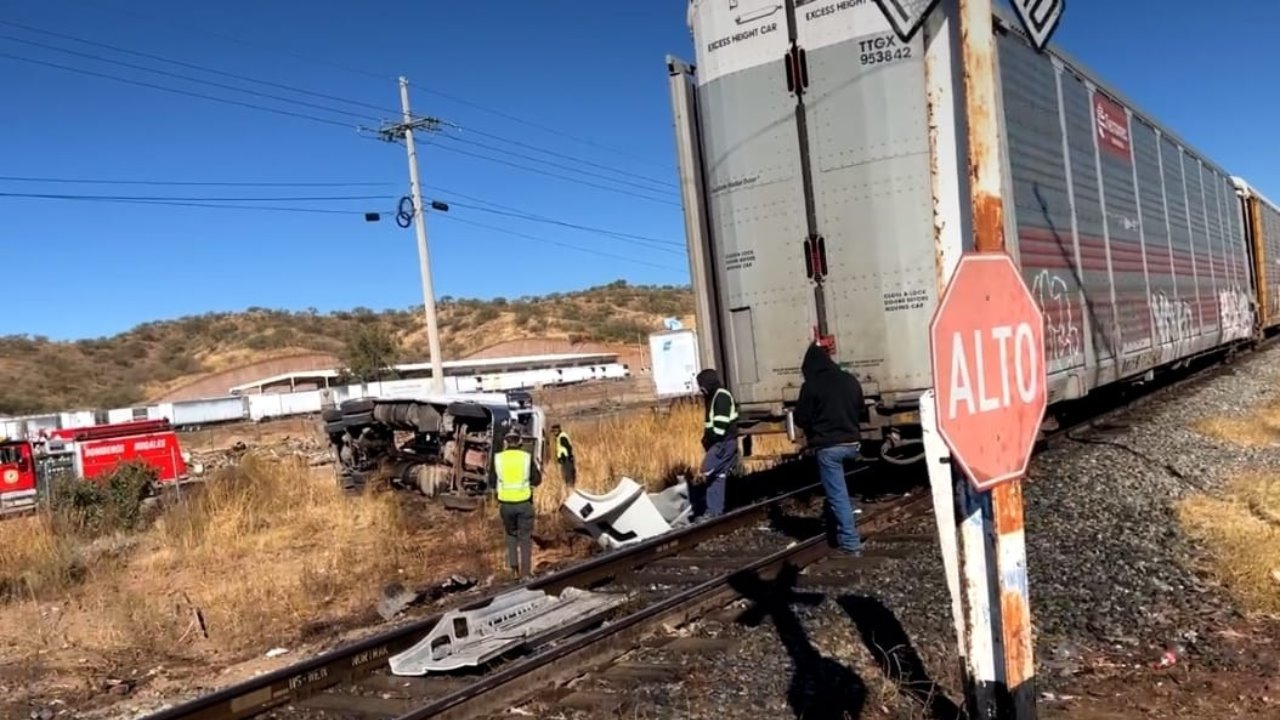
[793,344,863,448]
[696,368,738,450]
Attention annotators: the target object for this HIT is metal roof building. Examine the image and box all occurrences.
[228,352,623,394]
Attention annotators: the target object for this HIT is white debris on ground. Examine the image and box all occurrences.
[560,477,693,550]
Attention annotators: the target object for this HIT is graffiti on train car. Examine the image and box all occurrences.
[1030,270,1082,362]
[1150,291,1195,353]
[1219,288,1254,342]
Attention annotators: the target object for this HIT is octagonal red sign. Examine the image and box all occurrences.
[929,252,1047,492]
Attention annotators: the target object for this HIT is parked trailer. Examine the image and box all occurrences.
[649,329,701,398]
[671,1,1266,450]
[170,397,249,428]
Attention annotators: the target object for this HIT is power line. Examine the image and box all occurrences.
[2,21,674,191]
[57,0,674,170]
[428,143,681,207]
[0,192,381,216]
[435,198,684,253]
[0,51,359,129]
[441,133,678,196]
[1,190,683,268]
[60,0,393,82]
[435,215,683,272]
[0,190,391,202]
[0,33,381,122]
[453,126,678,189]
[0,172,683,251]
[0,174,393,188]
[422,90,673,171]
[0,18,401,117]
[0,189,683,258]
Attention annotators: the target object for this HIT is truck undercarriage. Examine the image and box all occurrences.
[323,391,545,509]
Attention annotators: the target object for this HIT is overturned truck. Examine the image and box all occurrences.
[322,391,545,508]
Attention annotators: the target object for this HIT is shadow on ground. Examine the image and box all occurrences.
[725,564,961,719]
[838,595,962,720]
[730,564,867,719]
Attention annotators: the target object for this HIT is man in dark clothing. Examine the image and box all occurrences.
[793,343,865,555]
[694,368,739,520]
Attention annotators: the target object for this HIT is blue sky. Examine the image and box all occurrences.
[2,0,1277,340]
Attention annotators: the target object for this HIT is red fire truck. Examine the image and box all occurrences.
[0,438,38,514]
[1,419,195,514]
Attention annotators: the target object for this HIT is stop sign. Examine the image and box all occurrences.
[929,253,1047,492]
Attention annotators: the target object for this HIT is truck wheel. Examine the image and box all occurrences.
[321,408,343,423]
[324,420,347,435]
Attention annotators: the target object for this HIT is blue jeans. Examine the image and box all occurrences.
[816,443,861,552]
[692,437,738,518]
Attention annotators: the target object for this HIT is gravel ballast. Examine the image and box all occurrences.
[532,345,1280,718]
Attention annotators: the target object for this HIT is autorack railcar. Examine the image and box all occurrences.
[670,0,1275,461]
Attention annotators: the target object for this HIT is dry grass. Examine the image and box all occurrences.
[1182,389,1280,615]
[535,400,793,515]
[0,453,486,668]
[0,400,795,707]
[1179,472,1280,615]
[1195,402,1280,448]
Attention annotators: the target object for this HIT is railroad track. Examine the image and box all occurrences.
[140,465,927,720]
[262,493,928,720]
[139,336,1279,720]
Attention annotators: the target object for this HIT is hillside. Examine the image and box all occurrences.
[0,281,693,415]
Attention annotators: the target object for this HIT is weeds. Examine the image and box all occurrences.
[49,460,155,536]
[533,401,791,516]
[1179,472,1280,615]
[1182,391,1280,614]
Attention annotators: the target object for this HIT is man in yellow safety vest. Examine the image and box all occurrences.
[694,368,739,520]
[493,429,541,580]
[551,423,576,487]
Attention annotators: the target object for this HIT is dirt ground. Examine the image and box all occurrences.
[1042,619,1280,719]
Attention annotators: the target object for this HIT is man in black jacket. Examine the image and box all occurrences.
[793,343,864,555]
[694,368,738,519]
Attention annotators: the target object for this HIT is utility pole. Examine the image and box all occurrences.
[379,76,445,393]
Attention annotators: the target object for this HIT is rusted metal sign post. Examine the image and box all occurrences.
[930,254,1046,717]
[945,1,1056,716]
[869,0,1063,717]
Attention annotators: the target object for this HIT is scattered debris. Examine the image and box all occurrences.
[191,436,330,472]
[264,648,289,659]
[376,575,477,621]
[389,586,627,676]
[561,477,692,550]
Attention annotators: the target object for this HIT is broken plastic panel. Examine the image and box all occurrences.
[388,587,626,676]
[560,477,692,551]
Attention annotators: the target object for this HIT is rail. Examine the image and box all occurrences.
[397,492,931,720]
[140,475,838,720]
